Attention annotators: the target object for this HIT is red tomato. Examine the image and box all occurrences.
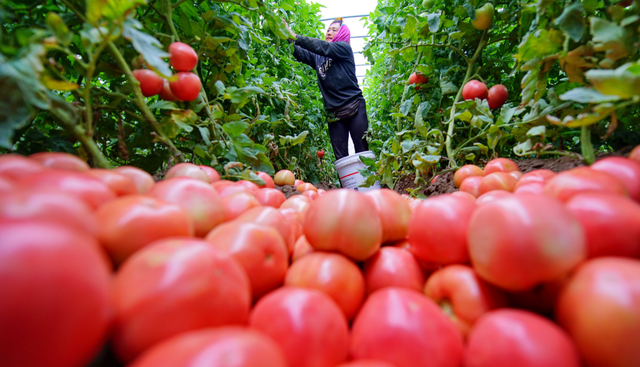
[302,190,319,200]
[292,235,314,262]
[147,178,225,237]
[249,287,350,367]
[114,166,155,194]
[0,221,111,367]
[364,189,412,243]
[556,258,640,367]
[85,168,138,197]
[459,175,483,197]
[468,194,586,291]
[630,144,640,162]
[317,149,325,158]
[96,195,194,264]
[169,72,201,101]
[591,156,640,201]
[0,189,98,237]
[465,309,581,367]
[350,287,464,367]
[431,174,440,184]
[274,170,295,185]
[217,184,254,198]
[304,189,382,261]
[508,170,523,180]
[462,80,488,100]
[197,165,220,183]
[544,166,628,202]
[285,252,365,320]
[337,361,397,367]
[479,172,518,194]
[451,190,477,201]
[408,194,476,264]
[297,183,317,193]
[256,171,275,188]
[129,327,287,367]
[364,246,425,294]
[158,79,179,101]
[408,72,428,89]
[0,154,45,180]
[280,195,312,214]
[0,176,14,192]
[514,169,556,189]
[168,42,198,71]
[424,265,508,336]
[487,84,508,109]
[235,206,295,251]
[132,69,164,97]
[476,190,513,205]
[483,157,520,176]
[205,221,288,299]
[29,151,90,171]
[221,191,261,221]
[294,179,305,187]
[454,164,483,187]
[112,238,251,362]
[279,207,304,251]
[18,170,116,210]
[566,193,640,258]
[165,163,210,183]
[254,187,286,208]
[513,182,545,195]
[237,180,261,192]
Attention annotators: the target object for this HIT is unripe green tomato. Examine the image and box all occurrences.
[471,3,494,31]
[422,0,435,8]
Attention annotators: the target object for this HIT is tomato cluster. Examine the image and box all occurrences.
[132,42,202,101]
[2,149,640,367]
[462,80,508,110]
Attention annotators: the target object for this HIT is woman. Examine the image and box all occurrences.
[286,18,369,161]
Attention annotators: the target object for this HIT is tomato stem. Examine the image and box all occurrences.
[581,125,596,165]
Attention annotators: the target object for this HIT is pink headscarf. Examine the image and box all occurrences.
[332,24,351,44]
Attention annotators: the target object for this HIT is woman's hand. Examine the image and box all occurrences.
[282,19,296,38]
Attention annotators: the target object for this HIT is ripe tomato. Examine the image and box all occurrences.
[297,183,317,193]
[514,169,556,189]
[285,252,365,320]
[544,166,628,202]
[132,69,164,97]
[364,189,411,243]
[221,191,260,221]
[169,72,201,101]
[279,207,304,249]
[408,72,428,89]
[0,189,98,237]
[0,154,44,180]
[0,176,13,192]
[29,151,90,171]
[513,182,545,195]
[479,172,518,194]
[470,3,494,30]
[280,195,312,214]
[304,189,382,261]
[249,287,350,367]
[364,246,425,294]
[556,258,640,367]
[292,235,314,262]
[468,194,586,291]
[302,190,319,200]
[114,166,155,194]
[198,165,221,183]
[408,194,476,265]
[459,175,483,197]
[465,309,581,367]
[165,162,210,183]
[158,79,179,101]
[462,80,488,100]
[337,361,397,367]
[235,206,295,251]
[454,164,483,187]
[254,188,286,208]
[350,287,464,367]
[274,170,295,185]
[96,195,194,264]
[168,42,198,72]
[128,327,288,367]
[630,144,640,162]
[237,180,261,192]
[590,156,640,201]
[483,157,520,175]
[294,179,305,187]
[217,184,254,198]
[112,238,251,362]
[256,171,275,188]
[18,170,116,210]
[85,168,138,197]
[147,178,226,237]
[565,193,640,258]
[424,265,508,336]
[0,221,111,367]
[205,221,288,299]
[508,170,523,180]
[451,190,477,201]
[487,84,508,109]
[476,190,513,205]
[212,179,236,192]
[317,149,325,158]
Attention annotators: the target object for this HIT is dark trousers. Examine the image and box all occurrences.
[328,99,369,160]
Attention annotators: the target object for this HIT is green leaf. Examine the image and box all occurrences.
[401,139,419,153]
[414,102,430,138]
[463,3,476,20]
[590,17,630,61]
[427,13,441,33]
[198,126,211,146]
[583,0,598,13]
[403,15,418,38]
[440,79,458,95]
[229,86,265,105]
[223,121,249,136]
[514,29,563,62]
[399,100,412,116]
[554,3,585,42]
[456,110,473,122]
[497,105,518,125]
[122,17,172,77]
[585,63,640,99]
[214,81,225,95]
[559,87,621,103]
[86,0,145,25]
[279,130,308,146]
[170,110,199,133]
[149,100,178,110]
[45,12,73,46]
[527,126,546,136]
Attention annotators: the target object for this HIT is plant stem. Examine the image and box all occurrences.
[581,125,595,164]
[51,110,111,168]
